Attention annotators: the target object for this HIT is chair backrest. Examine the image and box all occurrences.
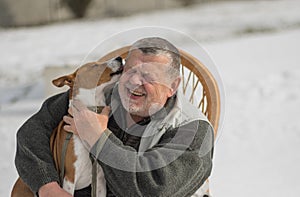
[98,46,220,137]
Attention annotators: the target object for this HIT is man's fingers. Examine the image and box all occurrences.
[63,115,78,134]
[63,125,78,134]
[63,115,72,124]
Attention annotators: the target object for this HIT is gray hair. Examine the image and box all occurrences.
[128,37,181,78]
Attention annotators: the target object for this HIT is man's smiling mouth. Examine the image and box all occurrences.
[129,89,146,97]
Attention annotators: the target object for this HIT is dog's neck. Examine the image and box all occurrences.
[69,75,119,108]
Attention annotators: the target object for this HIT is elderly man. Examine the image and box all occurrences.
[15,37,214,197]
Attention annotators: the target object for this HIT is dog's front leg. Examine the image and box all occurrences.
[62,177,76,195]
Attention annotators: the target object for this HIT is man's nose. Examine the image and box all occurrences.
[129,72,143,86]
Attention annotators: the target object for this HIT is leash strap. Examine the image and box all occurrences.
[59,132,73,187]
[91,156,98,197]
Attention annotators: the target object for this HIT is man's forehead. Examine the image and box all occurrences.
[126,49,171,65]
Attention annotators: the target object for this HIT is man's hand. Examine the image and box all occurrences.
[63,100,110,148]
[38,182,72,197]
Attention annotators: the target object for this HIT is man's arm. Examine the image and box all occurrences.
[91,120,214,197]
[15,91,69,193]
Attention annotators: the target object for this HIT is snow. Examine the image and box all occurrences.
[207,29,300,196]
[1,0,300,196]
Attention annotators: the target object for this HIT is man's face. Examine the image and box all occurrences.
[118,49,180,117]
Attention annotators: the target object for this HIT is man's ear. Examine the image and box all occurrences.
[168,77,181,97]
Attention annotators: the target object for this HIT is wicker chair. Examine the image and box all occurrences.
[99,46,221,196]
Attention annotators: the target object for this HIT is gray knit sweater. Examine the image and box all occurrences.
[15,91,214,196]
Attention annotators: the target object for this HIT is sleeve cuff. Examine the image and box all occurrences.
[90,129,112,159]
[31,166,60,193]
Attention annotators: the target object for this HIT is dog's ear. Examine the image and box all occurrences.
[52,74,74,88]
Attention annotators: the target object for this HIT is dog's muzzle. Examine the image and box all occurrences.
[110,64,124,77]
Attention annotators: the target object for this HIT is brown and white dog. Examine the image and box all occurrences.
[11,57,123,197]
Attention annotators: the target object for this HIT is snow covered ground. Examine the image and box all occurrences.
[208,29,300,196]
[1,0,300,196]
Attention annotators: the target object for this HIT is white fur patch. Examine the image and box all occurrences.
[72,127,107,197]
[71,74,120,107]
[63,178,75,195]
[73,135,92,190]
[74,88,97,106]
